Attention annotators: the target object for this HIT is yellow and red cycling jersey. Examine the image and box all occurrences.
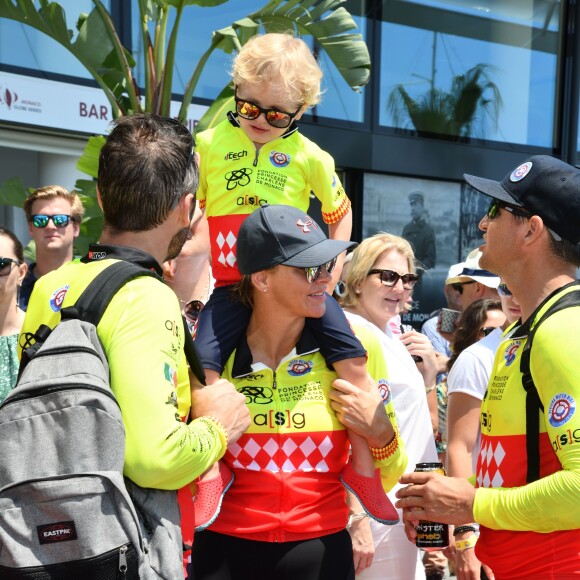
[208,323,407,542]
[19,253,226,491]
[196,117,351,286]
[474,285,580,578]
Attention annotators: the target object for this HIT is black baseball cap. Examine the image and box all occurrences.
[237,204,356,275]
[464,155,580,245]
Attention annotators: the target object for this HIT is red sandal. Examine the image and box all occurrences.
[193,462,234,532]
[340,461,399,525]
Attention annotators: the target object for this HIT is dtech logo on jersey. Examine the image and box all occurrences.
[224,150,247,161]
[269,151,290,167]
[548,393,576,428]
[377,379,392,405]
[288,359,313,376]
[49,285,70,312]
[503,341,521,366]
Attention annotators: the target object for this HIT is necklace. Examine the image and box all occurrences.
[179,269,211,307]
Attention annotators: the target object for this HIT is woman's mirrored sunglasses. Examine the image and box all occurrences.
[31,214,72,228]
[487,200,530,220]
[368,268,419,290]
[234,92,302,129]
[0,257,21,276]
[303,257,337,284]
[497,283,512,297]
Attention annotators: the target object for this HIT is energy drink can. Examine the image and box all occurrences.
[414,462,449,551]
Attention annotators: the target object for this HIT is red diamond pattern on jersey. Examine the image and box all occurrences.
[477,437,506,488]
[208,213,250,286]
[216,230,237,268]
[477,434,530,488]
[227,432,346,473]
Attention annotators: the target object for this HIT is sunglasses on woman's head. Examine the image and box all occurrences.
[31,214,72,228]
[367,269,419,290]
[486,200,530,220]
[303,257,337,284]
[234,92,302,129]
[0,257,21,276]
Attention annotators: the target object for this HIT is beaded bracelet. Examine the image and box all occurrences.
[369,430,399,461]
[453,525,477,536]
[199,415,229,446]
[454,535,477,551]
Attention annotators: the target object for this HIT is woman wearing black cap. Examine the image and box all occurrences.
[191,204,406,580]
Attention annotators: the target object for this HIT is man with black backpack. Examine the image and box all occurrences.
[396,155,580,579]
[5,114,250,579]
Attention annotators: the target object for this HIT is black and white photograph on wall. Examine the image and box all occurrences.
[362,173,465,329]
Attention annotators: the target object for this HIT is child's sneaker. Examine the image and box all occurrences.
[193,462,234,531]
[340,461,399,524]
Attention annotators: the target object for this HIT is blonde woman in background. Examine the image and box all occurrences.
[341,233,440,579]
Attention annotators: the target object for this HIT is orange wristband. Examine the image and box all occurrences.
[369,429,399,461]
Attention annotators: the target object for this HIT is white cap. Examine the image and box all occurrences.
[445,249,500,289]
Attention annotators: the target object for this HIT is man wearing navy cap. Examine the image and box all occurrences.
[396,155,580,579]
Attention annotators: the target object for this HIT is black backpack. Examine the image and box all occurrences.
[0,260,204,579]
[517,281,580,483]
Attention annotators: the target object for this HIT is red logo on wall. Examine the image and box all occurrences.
[0,87,18,109]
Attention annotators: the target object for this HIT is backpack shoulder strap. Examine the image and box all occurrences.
[60,261,159,327]
[520,283,580,483]
[61,260,206,384]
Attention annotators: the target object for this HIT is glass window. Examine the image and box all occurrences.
[0,1,111,80]
[379,0,560,147]
[362,171,486,325]
[130,0,367,123]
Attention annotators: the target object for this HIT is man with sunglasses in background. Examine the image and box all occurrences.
[445,248,500,314]
[396,155,580,579]
[20,185,84,310]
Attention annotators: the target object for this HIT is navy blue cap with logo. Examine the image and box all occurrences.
[237,204,356,275]
[464,154,580,245]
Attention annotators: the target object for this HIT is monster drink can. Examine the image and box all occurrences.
[414,462,449,551]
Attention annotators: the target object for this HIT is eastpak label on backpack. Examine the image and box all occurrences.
[0,261,184,579]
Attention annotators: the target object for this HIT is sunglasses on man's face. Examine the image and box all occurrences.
[0,257,21,276]
[486,200,530,220]
[450,281,476,295]
[31,214,72,228]
[303,257,338,284]
[234,92,302,129]
[497,283,512,297]
[367,269,419,290]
